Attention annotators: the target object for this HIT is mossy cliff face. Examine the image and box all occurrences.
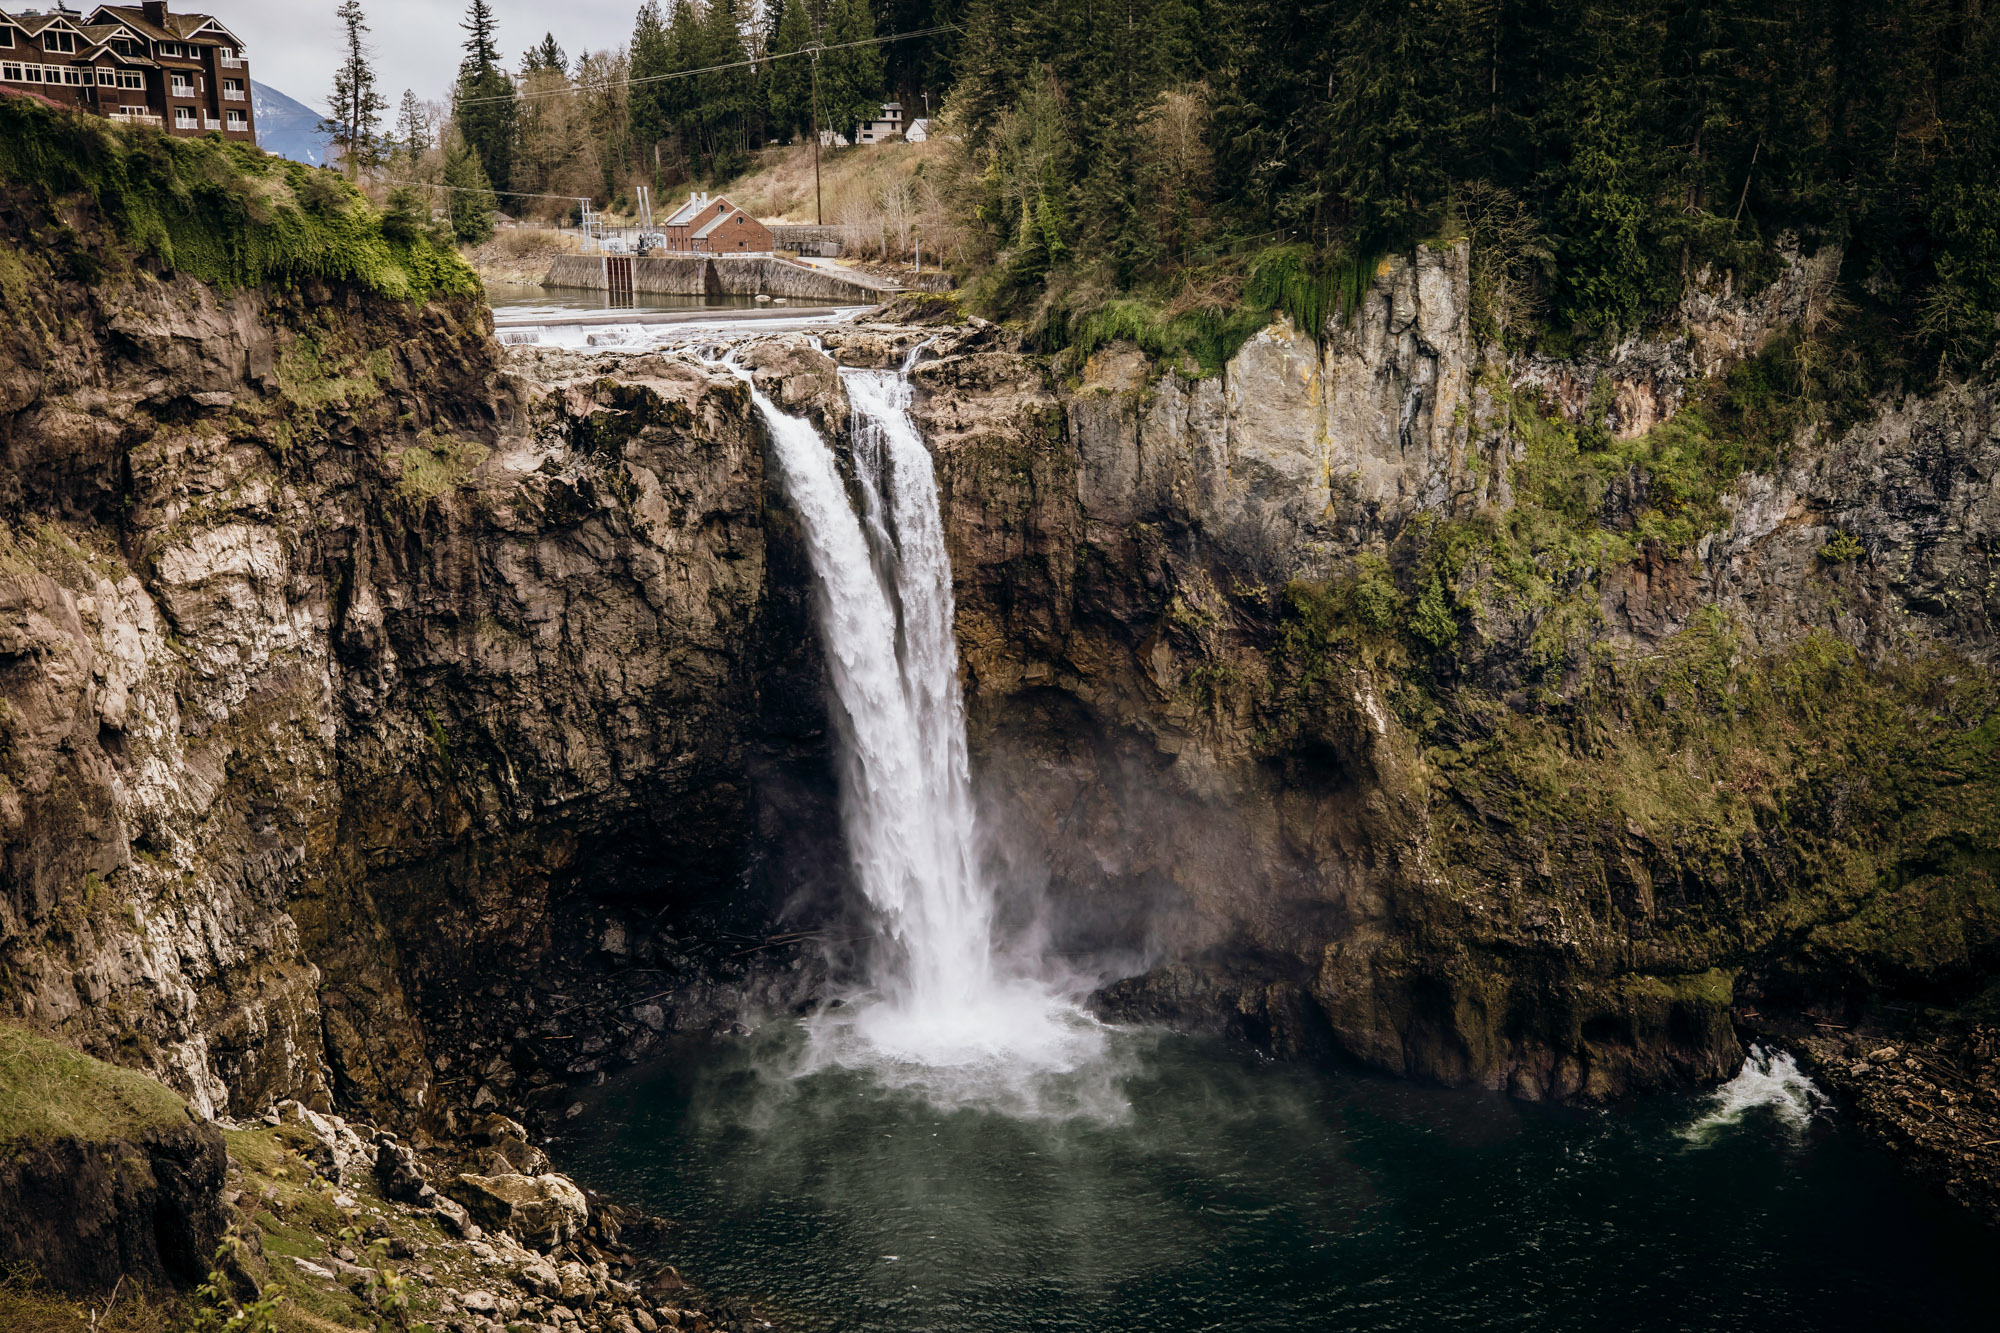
[912,243,2000,1102]
[0,1022,226,1292]
[0,183,824,1129]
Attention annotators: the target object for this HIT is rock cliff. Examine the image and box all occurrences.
[908,244,2000,1112]
[0,185,833,1135]
[4,165,1997,1256]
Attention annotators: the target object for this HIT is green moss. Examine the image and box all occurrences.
[0,99,477,303]
[395,436,490,503]
[0,1023,190,1150]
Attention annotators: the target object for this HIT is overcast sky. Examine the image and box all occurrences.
[226,0,650,115]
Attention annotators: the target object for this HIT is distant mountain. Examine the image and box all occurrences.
[252,81,333,167]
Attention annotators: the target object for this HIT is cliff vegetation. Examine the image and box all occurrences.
[0,98,476,303]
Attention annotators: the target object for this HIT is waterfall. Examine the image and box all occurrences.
[731,344,1107,1101]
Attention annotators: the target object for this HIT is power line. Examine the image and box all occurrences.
[384,178,590,204]
[454,24,957,108]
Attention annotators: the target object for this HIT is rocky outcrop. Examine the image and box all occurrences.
[900,241,2000,1107]
[0,188,832,1134]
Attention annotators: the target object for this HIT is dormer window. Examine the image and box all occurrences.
[158,41,180,58]
[43,30,76,54]
[0,28,14,49]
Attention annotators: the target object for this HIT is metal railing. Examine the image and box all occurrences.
[203,116,222,130]
[219,55,244,69]
[224,89,244,100]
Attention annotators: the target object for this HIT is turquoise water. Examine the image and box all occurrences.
[555,1024,1999,1333]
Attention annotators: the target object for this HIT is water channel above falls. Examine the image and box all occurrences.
[554,1027,1999,1333]
[559,345,1993,1332]
[486,281,765,319]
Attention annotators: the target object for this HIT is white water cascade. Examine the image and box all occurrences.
[1682,1043,1829,1143]
[730,345,1108,1107]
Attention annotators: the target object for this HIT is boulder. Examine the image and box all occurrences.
[559,1260,596,1305]
[469,1112,552,1177]
[515,1253,564,1297]
[276,1100,376,1184]
[448,1172,590,1251]
[373,1133,435,1204]
[433,1195,479,1238]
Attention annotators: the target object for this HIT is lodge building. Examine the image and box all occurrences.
[0,3,254,141]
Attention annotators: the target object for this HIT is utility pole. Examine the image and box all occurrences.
[808,43,825,227]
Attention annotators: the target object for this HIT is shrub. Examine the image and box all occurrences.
[0,97,476,302]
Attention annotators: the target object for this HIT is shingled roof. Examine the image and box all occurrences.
[87,4,239,45]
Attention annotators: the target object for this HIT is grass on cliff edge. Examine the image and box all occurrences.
[0,1022,193,1150]
[0,97,477,303]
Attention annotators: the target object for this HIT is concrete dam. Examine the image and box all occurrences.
[544,253,899,304]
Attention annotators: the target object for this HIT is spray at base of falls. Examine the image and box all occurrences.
[1682,1043,1830,1143]
[732,344,1115,1115]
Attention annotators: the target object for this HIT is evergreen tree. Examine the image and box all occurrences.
[461,0,501,69]
[443,131,497,242]
[394,88,429,161]
[820,0,884,141]
[692,0,754,175]
[454,0,516,193]
[320,0,387,180]
[525,32,567,75]
[766,0,814,143]
[629,0,676,170]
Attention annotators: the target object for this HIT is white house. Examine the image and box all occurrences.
[856,101,903,144]
[905,118,931,143]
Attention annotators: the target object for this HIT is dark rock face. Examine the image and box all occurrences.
[0,1121,227,1292]
[907,245,2000,1108]
[0,193,833,1131]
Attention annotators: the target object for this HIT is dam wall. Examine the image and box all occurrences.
[543,254,892,304]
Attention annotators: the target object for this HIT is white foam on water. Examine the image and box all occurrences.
[727,342,1114,1118]
[1683,1042,1829,1143]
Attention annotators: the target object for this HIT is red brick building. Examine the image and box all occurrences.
[0,3,254,141]
[657,191,774,256]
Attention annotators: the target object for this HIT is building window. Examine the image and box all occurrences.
[158,42,180,57]
[174,107,196,127]
[1,63,21,81]
[0,28,13,49]
[223,78,243,99]
[62,66,81,85]
[171,74,192,95]
[42,31,76,54]
[22,64,41,82]
[119,71,143,89]
[226,109,245,129]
